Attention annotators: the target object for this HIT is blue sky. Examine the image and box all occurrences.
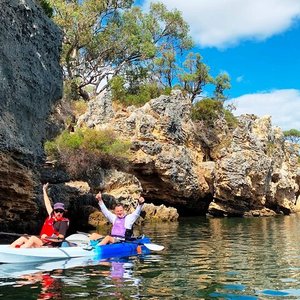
[140,0,300,130]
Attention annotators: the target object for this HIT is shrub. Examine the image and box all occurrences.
[224,109,238,129]
[110,76,170,107]
[191,98,223,126]
[191,98,238,128]
[71,100,88,117]
[44,128,131,176]
[37,0,53,17]
[283,129,300,143]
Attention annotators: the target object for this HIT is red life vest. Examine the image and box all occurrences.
[40,216,69,237]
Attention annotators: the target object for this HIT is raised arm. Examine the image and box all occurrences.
[43,183,53,216]
[126,196,145,227]
[96,192,115,223]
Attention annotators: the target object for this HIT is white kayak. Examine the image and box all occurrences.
[0,244,95,264]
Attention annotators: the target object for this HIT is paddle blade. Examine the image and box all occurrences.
[143,243,164,251]
[66,234,90,243]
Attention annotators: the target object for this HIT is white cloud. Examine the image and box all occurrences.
[143,0,300,48]
[231,89,300,130]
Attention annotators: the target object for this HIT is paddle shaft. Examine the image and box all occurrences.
[0,231,74,246]
[0,231,29,237]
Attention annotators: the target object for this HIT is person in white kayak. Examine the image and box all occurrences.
[10,183,69,248]
[90,192,145,245]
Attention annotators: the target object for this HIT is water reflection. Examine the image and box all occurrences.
[14,271,64,300]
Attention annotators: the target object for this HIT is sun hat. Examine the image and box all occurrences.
[53,202,65,211]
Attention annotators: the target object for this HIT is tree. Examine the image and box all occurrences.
[283,129,300,143]
[213,73,231,101]
[37,0,53,17]
[179,52,213,103]
[48,1,192,100]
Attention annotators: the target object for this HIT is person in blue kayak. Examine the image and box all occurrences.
[91,192,145,245]
[10,183,69,248]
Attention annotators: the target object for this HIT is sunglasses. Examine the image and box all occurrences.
[54,209,64,214]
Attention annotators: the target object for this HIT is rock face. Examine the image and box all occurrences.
[211,115,299,216]
[80,91,300,217]
[1,1,299,233]
[0,0,62,158]
[0,0,62,232]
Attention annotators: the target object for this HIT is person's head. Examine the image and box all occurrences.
[114,203,125,218]
[53,202,66,219]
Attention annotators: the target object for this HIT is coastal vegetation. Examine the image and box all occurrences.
[44,0,230,105]
[38,0,238,145]
[44,128,131,178]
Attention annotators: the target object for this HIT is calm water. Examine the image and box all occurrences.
[2,214,300,299]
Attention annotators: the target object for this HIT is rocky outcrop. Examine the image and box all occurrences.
[0,0,62,159]
[82,91,212,215]
[1,1,299,233]
[210,115,299,216]
[79,91,300,217]
[0,0,62,232]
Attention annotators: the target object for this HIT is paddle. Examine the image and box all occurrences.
[65,233,90,244]
[0,231,76,247]
[0,231,29,237]
[66,232,165,251]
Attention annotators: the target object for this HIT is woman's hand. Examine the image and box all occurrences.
[43,183,49,191]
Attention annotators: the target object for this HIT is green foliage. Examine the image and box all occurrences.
[71,100,88,117]
[46,128,130,157]
[55,130,84,151]
[179,53,213,103]
[44,140,59,159]
[110,76,127,103]
[224,109,238,129]
[48,0,192,100]
[44,128,131,177]
[283,129,300,143]
[110,76,168,106]
[191,98,223,126]
[191,98,238,128]
[37,0,53,17]
[63,79,81,101]
[213,73,231,101]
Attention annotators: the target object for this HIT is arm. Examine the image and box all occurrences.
[96,192,116,224]
[43,183,53,216]
[125,197,145,228]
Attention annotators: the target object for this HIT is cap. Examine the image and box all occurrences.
[53,202,65,211]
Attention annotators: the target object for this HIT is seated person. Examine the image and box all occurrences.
[93,192,145,245]
[10,183,69,248]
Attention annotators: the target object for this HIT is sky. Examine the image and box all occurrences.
[140,0,300,130]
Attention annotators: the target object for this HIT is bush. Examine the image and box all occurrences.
[224,109,238,129]
[191,98,223,126]
[191,98,238,128]
[37,0,53,17]
[44,128,131,176]
[71,100,88,117]
[283,129,300,143]
[110,76,170,107]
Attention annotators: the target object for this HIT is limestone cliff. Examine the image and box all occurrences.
[1,1,299,235]
[79,91,300,217]
[0,0,62,232]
